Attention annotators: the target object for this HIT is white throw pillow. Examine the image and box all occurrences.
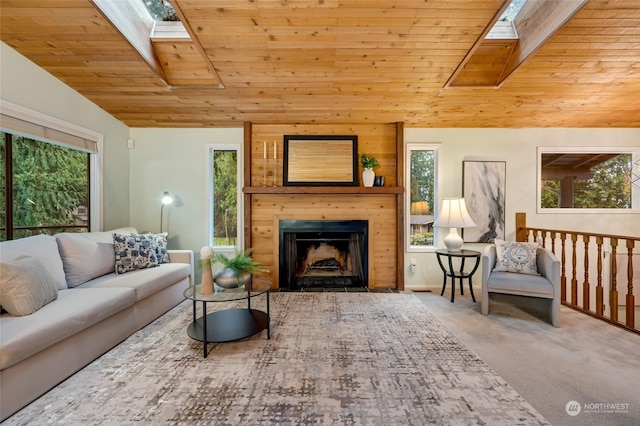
[113,233,158,274]
[55,231,118,287]
[493,239,540,275]
[0,257,59,316]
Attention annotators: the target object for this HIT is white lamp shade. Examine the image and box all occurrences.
[434,198,475,252]
[433,198,476,229]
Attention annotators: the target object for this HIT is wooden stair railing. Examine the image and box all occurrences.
[516,212,639,334]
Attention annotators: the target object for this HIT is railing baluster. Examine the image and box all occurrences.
[583,235,590,312]
[626,239,635,328]
[596,236,604,316]
[515,212,638,334]
[610,238,618,323]
[561,232,567,303]
[571,234,578,306]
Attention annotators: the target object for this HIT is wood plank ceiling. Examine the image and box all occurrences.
[1,0,639,128]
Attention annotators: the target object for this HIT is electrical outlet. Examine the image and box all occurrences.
[409,258,416,273]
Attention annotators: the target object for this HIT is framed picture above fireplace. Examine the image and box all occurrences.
[283,135,358,186]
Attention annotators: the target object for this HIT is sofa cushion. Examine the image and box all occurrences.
[0,287,135,370]
[0,257,58,316]
[493,239,540,275]
[113,233,158,274]
[0,235,67,290]
[55,227,138,288]
[80,262,191,302]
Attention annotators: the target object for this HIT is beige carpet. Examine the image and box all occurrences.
[412,287,640,426]
[6,292,548,425]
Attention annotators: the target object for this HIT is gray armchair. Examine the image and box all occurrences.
[481,244,561,327]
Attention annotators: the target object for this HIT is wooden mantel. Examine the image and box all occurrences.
[243,122,405,290]
[244,186,403,194]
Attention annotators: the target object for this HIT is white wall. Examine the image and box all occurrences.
[0,42,131,229]
[404,128,640,289]
[128,128,243,257]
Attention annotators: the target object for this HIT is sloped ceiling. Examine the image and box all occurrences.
[1,0,639,127]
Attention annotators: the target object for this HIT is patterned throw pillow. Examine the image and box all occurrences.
[113,233,158,274]
[150,232,170,264]
[493,239,540,275]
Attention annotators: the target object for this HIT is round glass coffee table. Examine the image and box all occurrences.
[183,277,272,358]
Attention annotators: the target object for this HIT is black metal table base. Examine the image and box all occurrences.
[188,307,270,358]
[435,249,480,303]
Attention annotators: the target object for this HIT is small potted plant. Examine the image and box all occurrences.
[359,153,380,187]
[212,248,268,289]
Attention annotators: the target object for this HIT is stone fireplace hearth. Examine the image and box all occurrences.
[279,220,368,290]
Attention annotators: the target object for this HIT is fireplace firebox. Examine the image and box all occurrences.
[279,220,368,290]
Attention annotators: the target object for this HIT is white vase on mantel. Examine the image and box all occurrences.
[362,168,375,187]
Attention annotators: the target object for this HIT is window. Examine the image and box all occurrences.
[1,132,90,241]
[208,145,243,250]
[537,147,640,212]
[0,102,102,241]
[406,144,438,251]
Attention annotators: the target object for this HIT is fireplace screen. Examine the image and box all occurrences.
[279,220,368,289]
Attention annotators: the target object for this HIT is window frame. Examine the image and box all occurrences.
[537,146,640,214]
[206,143,243,252]
[405,143,440,253]
[0,100,103,233]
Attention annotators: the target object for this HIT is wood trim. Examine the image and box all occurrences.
[515,212,527,242]
[243,186,403,194]
[396,122,405,291]
[243,122,252,250]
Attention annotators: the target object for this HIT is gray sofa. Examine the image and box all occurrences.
[0,228,194,421]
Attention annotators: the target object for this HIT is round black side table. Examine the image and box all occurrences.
[434,249,481,303]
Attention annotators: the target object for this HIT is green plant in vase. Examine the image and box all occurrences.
[359,153,379,187]
[213,248,268,289]
[359,153,380,169]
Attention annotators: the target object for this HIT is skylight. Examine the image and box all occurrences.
[499,0,528,22]
[141,0,179,22]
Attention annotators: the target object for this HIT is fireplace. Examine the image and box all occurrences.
[279,220,368,290]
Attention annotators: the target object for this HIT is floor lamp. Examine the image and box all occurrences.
[433,198,476,252]
[160,191,173,233]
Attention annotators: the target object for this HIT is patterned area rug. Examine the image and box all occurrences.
[6,292,548,425]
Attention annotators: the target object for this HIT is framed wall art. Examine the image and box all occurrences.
[462,160,506,243]
[283,135,358,186]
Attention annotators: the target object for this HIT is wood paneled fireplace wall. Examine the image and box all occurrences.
[243,123,405,290]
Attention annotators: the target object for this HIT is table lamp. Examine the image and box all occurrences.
[433,197,476,252]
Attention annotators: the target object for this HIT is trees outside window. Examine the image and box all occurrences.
[540,152,633,209]
[406,145,438,250]
[1,132,89,241]
[211,149,239,247]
